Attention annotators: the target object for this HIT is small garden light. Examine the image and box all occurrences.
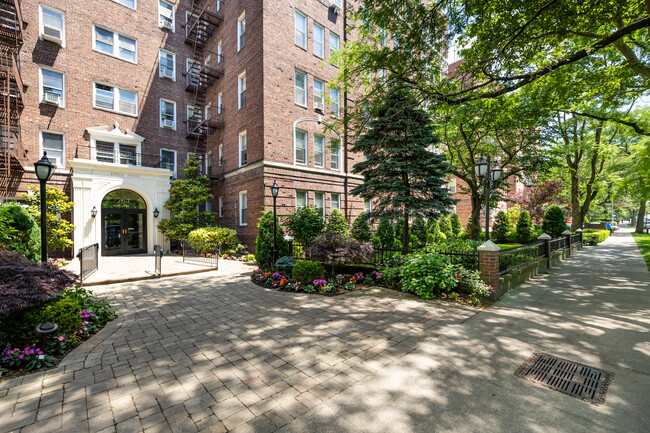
[153,207,160,218]
[91,206,98,218]
[35,322,59,347]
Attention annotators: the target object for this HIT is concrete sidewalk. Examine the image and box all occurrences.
[282,228,650,432]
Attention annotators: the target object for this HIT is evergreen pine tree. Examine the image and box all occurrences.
[376,219,394,248]
[255,211,289,267]
[492,211,510,243]
[516,210,534,243]
[542,205,567,237]
[351,212,373,242]
[351,90,455,251]
[438,216,453,238]
[158,157,215,240]
[325,209,349,236]
[450,213,462,237]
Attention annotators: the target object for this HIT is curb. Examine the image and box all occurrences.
[80,267,218,286]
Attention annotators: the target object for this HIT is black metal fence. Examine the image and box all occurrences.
[154,244,162,276]
[499,242,544,275]
[550,236,568,252]
[181,240,220,268]
[77,243,99,284]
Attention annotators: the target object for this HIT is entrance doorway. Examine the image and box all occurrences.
[101,189,147,256]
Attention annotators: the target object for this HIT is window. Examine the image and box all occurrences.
[296,190,307,208]
[217,93,223,113]
[159,0,175,31]
[41,132,64,167]
[237,12,245,51]
[39,5,65,45]
[160,149,176,178]
[187,105,197,132]
[218,197,223,217]
[159,49,175,80]
[217,41,222,63]
[239,192,248,226]
[40,68,64,107]
[314,135,325,167]
[114,0,136,9]
[93,25,137,63]
[93,82,137,115]
[160,99,176,129]
[331,138,340,170]
[295,129,307,165]
[330,32,340,62]
[315,192,325,217]
[449,179,457,193]
[238,71,246,109]
[294,70,307,107]
[364,198,372,213]
[239,131,247,167]
[95,141,114,163]
[313,79,324,112]
[313,22,324,57]
[295,10,307,48]
[330,86,340,117]
[331,193,340,211]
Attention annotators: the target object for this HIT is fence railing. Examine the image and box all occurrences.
[499,242,545,275]
[550,236,568,252]
[74,144,175,171]
[77,243,99,284]
[181,239,220,268]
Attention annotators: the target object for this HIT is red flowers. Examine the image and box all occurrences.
[456,274,460,278]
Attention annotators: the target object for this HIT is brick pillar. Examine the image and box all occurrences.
[478,240,501,299]
[537,233,551,269]
[563,229,572,257]
[575,229,583,250]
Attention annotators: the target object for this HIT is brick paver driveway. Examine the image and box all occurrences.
[0,261,477,433]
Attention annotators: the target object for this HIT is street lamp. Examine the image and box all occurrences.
[34,152,56,263]
[270,181,280,266]
[474,155,502,241]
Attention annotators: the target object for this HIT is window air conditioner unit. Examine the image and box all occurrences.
[161,69,174,79]
[314,102,324,113]
[43,91,61,106]
[329,0,342,13]
[42,27,63,44]
[160,20,173,31]
[163,118,174,129]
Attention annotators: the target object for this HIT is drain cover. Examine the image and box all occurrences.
[515,352,613,405]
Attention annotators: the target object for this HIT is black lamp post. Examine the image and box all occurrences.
[474,155,502,241]
[34,152,56,263]
[270,181,280,266]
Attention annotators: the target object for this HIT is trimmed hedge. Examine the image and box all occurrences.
[582,229,610,244]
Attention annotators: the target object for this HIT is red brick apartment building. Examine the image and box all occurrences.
[0,0,376,256]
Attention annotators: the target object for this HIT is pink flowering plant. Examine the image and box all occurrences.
[3,344,55,371]
[251,267,371,295]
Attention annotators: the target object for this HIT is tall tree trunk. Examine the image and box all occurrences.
[570,169,583,231]
[402,206,409,254]
[635,201,646,234]
[470,192,482,240]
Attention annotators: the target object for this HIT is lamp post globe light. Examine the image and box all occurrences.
[270,181,280,266]
[34,152,56,263]
[474,155,502,241]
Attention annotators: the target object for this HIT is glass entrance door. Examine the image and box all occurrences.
[101,189,147,256]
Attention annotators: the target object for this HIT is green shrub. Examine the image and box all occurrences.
[438,216,453,239]
[450,213,462,237]
[411,217,428,247]
[376,219,394,248]
[285,206,324,244]
[255,211,289,267]
[394,217,405,242]
[516,210,534,244]
[409,234,419,250]
[399,252,456,299]
[505,230,517,243]
[275,256,297,275]
[21,186,75,251]
[582,229,610,244]
[325,209,349,236]
[188,226,239,251]
[379,266,401,288]
[542,205,567,237]
[292,260,325,284]
[351,212,373,242]
[0,203,41,261]
[426,232,436,246]
[506,204,521,227]
[492,211,510,243]
[371,236,381,248]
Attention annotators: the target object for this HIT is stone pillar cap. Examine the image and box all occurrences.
[562,230,572,235]
[478,240,501,251]
[576,229,583,233]
[537,233,551,240]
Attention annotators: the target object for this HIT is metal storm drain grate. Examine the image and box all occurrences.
[515,352,613,405]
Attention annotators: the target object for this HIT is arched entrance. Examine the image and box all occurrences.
[101,189,147,256]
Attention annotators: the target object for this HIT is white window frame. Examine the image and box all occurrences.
[93,81,138,116]
[313,78,324,112]
[238,71,246,109]
[39,5,65,46]
[296,190,307,208]
[113,0,136,9]
[159,0,175,31]
[218,144,223,165]
[330,86,340,118]
[237,12,245,51]
[217,93,223,113]
[160,99,176,130]
[158,49,176,81]
[92,24,137,63]
[364,198,372,213]
[295,129,307,165]
[239,131,247,167]
[40,130,65,168]
[239,191,248,226]
[449,178,457,193]
[314,134,325,167]
[331,138,341,170]
[313,22,325,58]
[218,196,224,217]
[160,148,177,178]
[217,41,223,63]
[294,70,307,107]
[39,67,65,107]
[295,10,307,49]
[330,31,340,64]
[315,192,325,217]
[331,193,341,211]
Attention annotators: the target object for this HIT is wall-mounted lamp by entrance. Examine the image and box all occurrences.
[91,206,97,218]
[153,207,160,218]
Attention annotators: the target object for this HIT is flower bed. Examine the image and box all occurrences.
[251,269,381,295]
[0,287,117,379]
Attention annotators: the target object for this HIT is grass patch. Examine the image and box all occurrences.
[497,243,522,250]
[631,233,650,271]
